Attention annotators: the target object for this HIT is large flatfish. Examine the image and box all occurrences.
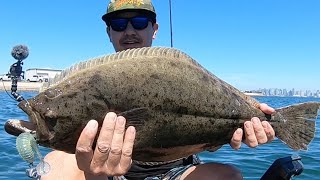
[5,47,319,162]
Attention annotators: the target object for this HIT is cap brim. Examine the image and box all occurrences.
[102,9,156,25]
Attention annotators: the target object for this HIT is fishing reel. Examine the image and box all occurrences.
[7,45,29,102]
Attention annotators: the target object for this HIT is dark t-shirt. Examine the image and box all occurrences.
[123,155,201,179]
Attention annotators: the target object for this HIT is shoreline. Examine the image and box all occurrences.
[0,81,41,92]
[244,92,264,96]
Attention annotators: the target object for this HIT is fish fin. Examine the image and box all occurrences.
[273,102,320,150]
[118,108,150,128]
[40,47,194,92]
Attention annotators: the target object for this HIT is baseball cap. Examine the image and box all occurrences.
[102,0,156,24]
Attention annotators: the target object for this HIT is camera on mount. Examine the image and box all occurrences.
[7,45,29,102]
[8,60,24,79]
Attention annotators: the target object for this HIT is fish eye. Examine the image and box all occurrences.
[44,89,63,99]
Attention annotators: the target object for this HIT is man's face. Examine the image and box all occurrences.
[107,11,158,52]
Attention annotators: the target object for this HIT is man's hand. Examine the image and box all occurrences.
[230,103,276,150]
[75,112,136,176]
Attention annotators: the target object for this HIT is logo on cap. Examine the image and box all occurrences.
[113,0,144,10]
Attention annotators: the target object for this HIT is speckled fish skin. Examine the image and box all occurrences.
[17,47,318,162]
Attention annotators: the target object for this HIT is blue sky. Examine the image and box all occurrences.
[1,0,319,91]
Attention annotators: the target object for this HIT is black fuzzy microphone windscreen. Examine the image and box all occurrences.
[11,45,29,61]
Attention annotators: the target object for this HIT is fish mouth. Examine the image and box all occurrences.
[4,119,36,137]
[15,100,54,142]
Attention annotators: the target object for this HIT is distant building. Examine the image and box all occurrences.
[24,68,62,82]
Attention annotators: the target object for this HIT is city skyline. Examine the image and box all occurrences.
[245,88,320,97]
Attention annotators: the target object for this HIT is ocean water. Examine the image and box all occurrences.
[0,92,319,179]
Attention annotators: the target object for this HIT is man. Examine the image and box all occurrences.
[42,0,275,179]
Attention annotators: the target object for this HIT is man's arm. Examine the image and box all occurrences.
[230,103,276,149]
[41,151,85,180]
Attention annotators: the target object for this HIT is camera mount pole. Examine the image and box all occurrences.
[9,60,25,101]
[11,75,24,102]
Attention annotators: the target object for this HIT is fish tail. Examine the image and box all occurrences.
[272,102,320,150]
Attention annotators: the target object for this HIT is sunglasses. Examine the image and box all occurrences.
[109,16,152,32]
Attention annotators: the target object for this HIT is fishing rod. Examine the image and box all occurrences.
[169,0,173,47]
